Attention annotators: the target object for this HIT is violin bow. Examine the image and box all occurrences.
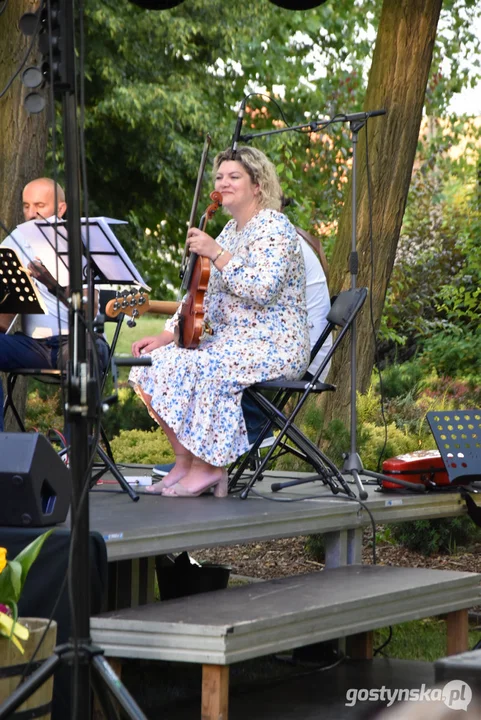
[179,134,212,288]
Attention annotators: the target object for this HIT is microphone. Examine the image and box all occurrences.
[336,109,386,122]
[231,98,246,156]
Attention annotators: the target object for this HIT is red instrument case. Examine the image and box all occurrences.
[381,449,451,490]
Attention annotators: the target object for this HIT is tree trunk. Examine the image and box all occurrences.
[321,0,442,433]
[0,0,49,430]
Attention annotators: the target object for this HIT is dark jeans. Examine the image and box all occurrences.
[0,332,110,431]
[241,370,313,445]
[242,392,273,445]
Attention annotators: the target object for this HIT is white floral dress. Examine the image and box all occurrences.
[129,208,310,466]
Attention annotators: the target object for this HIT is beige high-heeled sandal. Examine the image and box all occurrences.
[162,470,228,498]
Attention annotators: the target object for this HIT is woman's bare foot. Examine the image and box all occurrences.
[146,454,193,493]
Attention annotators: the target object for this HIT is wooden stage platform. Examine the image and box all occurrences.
[88,466,480,562]
[85,468,481,718]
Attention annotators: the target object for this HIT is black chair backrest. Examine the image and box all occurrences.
[326,288,367,327]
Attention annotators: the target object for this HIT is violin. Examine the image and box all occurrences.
[175,190,223,349]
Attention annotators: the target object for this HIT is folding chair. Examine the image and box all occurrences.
[2,290,137,499]
[228,287,368,499]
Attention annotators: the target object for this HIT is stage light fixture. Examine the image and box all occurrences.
[18,11,39,35]
[22,66,44,89]
[24,92,46,114]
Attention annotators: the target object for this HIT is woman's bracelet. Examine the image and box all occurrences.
[213,247,226,263]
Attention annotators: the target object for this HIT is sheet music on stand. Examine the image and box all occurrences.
[0,247,47,316]
[13,218,70,288]
[29,216,150,289]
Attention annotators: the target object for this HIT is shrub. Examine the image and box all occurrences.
[101,385,157,437]
[375,360,425,400]
[391,516,481,556]
[358,422,420,470]
[25,389,64,434]
[109,428,175,465]
[422,375,481,407]
[356,385,381,425]
[322,418,351,466]
[421,330,481,378]
[304,534,324,563]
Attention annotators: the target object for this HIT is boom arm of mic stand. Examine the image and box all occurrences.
[240,118,332,143]
[239,109,386,143]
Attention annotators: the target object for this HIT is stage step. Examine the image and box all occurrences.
[91,564,481,720]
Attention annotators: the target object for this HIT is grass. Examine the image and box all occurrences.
[374,618,481,661]
[104,314,167,382]
[104,313,166,356]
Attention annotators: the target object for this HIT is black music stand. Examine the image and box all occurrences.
[0,246,47,317]
[17,216,150,289]
[427,410,481,484]
[2,222,146,501]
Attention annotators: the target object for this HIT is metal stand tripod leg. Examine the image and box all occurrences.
[238,391,355,499]
[0,644,148,720]
[92,443,139,502]
[61,435,139,501]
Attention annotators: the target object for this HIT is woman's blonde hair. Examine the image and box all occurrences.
[213,146,282,211]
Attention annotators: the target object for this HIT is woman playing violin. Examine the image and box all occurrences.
[129,146,310,498]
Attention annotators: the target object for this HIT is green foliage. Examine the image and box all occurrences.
[0,531,53,624]
[101,386,157,438]
[380,127,481,366]
[375,361,425,401]
[357,385,383,425]
[109,428,175,465]
[421,329,481,377]
[375,525,396,545]
[49,0,479,302]
[319,413,420,470]
[24,388,64,435]
[358,422,420,470]
[322,418,350,467]
[391,516,481,556]
[304,535,324,563]
[420,375,481,409]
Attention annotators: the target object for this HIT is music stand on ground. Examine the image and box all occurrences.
[427,410,481,484]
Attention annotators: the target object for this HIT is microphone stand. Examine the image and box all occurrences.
[342,117,369,500]
[239,108,387,500]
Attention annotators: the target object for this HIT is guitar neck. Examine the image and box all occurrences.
[147,300,180,315]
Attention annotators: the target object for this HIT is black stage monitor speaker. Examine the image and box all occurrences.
[0,434,71,527]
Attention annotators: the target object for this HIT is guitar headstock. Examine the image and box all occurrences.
[105,290,150,327]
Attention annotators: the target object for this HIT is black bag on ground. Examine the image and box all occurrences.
[156,552,231,601]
